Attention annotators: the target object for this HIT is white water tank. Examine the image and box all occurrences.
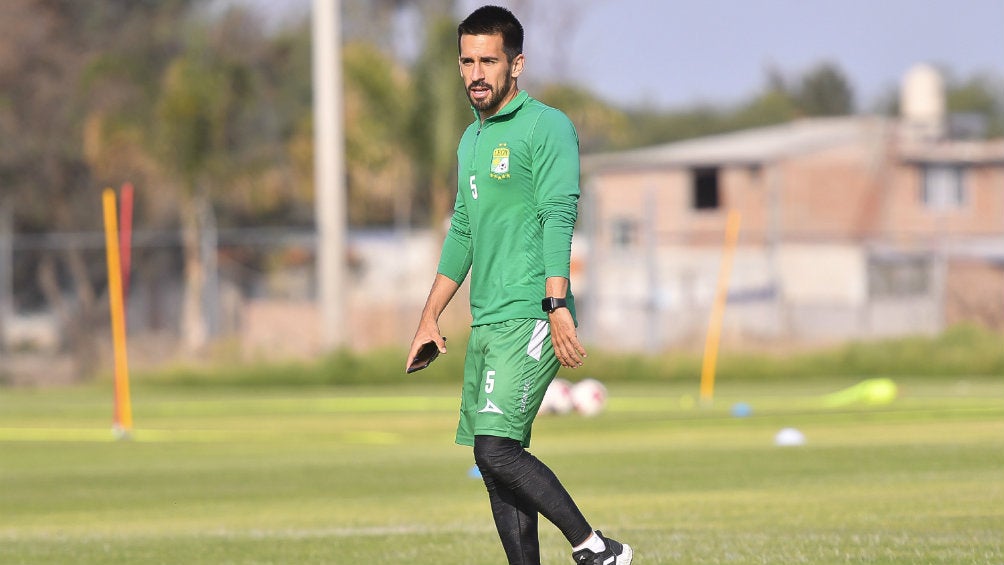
[900,63,945,141]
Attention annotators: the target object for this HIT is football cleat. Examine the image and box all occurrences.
[572,531,633,565]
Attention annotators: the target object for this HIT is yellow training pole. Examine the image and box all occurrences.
[103,189,133,435]
[699,210,742,405]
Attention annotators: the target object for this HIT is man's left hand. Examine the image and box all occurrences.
[548,308,586,368]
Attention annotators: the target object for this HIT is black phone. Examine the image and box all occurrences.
[406,337,445,373]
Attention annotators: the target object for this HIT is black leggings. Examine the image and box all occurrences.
[473,435,592,565]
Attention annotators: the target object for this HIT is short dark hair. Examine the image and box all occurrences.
[457,5,524,62]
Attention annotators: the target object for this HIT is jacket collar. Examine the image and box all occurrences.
[472,90,529,123]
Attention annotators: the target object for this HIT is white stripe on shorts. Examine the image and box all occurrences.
[526,319,548,361]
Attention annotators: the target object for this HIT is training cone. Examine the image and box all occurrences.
[774,427,806,446]
[821,378,898,408]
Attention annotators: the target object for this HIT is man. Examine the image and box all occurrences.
[405,6,633,565]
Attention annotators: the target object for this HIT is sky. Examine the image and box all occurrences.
[253,0,1004,111]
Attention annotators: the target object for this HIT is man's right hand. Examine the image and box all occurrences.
[406,326,447,371]
[406,273,461,371]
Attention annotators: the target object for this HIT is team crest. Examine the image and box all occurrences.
[490,143,511,180]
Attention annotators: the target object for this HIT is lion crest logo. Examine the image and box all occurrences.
[490,144,511,180]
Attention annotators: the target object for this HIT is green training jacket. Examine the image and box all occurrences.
[437,90,579,326]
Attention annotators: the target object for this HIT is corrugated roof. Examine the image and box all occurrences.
[583,116,889,172]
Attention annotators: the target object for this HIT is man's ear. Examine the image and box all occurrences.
[510,53,525,78]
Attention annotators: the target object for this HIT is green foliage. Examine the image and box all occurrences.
[536,84,633,153]
[343,42,416,225]
[621,105,732,148]
[157,56,218,179]
[133,325,1004,388]
[731,89,801,128]
[553,324,1004,384]
[946,74,1004,137]
[4,2,1004,229]
[619,61,858,150]
[405,15,473,225]
[4,1,1004,229]
[600,324,1004,383]
[138,340,468,388]
[822,324,1004,377]
[795,61,855,116]
[156,13,267,190]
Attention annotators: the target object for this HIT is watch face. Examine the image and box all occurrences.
[542,298,565,312]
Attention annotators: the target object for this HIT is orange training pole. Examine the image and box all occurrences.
[699,210,742,405]
[118,182,134,304]
[103,188,133,435]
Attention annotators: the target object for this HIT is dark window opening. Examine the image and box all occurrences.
[692,167,720,210]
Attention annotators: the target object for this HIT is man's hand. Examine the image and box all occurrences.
[406,324,447,371]
[548,307,586,368]
[405,274,460,372]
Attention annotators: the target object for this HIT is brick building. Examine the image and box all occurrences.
[578,66,1004,351]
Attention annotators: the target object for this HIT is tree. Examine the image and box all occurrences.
[343,42,415,226]
[536,84,631,153]
[154,7,267,353]
[0,0,194,379]
[406,15,472,227]
[796,62,855,116]
[946,74,1004,138]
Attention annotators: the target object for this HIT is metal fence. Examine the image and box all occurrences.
[578,197,1004,353]
[0,218,462,383]
[3,214,1003,384]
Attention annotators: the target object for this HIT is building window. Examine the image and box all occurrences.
[610,217,638,248]
[920,164,967,210]
[868,255,929,297]
[692,167,720,210]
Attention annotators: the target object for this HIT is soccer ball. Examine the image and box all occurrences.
[570,378,607,417]
[539,378,574,415]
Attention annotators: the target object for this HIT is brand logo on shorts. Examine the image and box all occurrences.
[479,398,504,414]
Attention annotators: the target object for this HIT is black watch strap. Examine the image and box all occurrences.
[541,297,567,313]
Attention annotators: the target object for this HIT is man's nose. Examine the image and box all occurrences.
[471,62,485,81]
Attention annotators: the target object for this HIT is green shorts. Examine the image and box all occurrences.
[455,318,559,448]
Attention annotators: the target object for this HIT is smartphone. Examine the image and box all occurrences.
[406,337,446,374]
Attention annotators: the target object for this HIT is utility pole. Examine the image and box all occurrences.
[0,202,11,355]
[313,0,347,349]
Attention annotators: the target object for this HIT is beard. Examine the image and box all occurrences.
[466,71,515,116]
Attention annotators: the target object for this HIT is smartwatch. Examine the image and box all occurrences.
[541,297,567,313]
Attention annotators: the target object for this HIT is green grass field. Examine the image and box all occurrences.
[1,376,1002,564]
